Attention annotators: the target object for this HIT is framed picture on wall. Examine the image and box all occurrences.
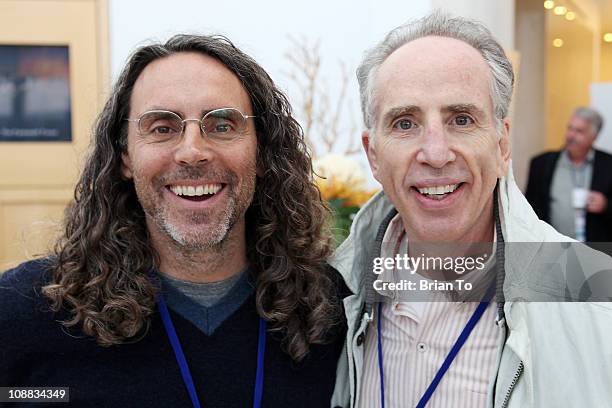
[0,45,72,142]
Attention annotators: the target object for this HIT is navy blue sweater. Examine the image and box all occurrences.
[0,260,347,407]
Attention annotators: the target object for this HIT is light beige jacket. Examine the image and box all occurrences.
[330,167,612,408]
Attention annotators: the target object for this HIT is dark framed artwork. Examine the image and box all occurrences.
[0,45,72,142]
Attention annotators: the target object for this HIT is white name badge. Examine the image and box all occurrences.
[572,188,588,208]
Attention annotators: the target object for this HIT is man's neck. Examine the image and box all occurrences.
[567,149,590,166]
[152,222,248,283]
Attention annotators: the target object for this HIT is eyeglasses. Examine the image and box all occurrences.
[126,107,256,144]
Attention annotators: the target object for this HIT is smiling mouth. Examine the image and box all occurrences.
[168,183,225,202]
[413,183,464,200]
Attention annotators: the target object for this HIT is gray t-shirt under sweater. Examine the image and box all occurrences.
[158,267,254,335]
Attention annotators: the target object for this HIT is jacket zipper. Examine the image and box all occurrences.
[352,359,358,407]
[352,310,373,407]
[501,361,524,408]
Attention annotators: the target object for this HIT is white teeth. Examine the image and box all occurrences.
[170,184,222,197]
[417,184,460,196]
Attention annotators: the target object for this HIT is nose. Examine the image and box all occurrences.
[173,120,214,166]
[415,124,456,168]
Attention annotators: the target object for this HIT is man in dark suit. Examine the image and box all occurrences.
[526,107,612,242]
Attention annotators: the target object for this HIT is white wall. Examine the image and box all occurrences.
[109,0,431,84]
[592,83,612,154]
[513,0,546,191]
[430,0,515,49]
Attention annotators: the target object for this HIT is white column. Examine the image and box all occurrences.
[430,0,516,49]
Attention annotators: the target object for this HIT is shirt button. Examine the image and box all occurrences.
[357,333,365,346]
[417,342,428,353]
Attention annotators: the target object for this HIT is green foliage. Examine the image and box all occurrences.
[328,198,360,247]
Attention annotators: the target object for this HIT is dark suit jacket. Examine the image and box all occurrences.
[525,149,612,242]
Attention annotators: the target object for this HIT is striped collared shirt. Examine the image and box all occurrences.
[358,214,501,408]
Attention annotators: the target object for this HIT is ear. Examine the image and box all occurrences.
[363,130,380,181]
[497,119,511,176]
[121,151,133,180]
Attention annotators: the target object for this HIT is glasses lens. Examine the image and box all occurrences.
[138,111,182,139]
[202,108,248,141]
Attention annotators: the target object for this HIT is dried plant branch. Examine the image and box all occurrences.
[283,35,359,158]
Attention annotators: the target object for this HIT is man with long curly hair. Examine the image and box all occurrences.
[0,35,346,407]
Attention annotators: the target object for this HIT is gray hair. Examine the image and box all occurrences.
[357,12,514,133]
[573,106,604,136]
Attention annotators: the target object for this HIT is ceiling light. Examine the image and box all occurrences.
[553,38,564,47]
[544,0,555,9]
[604,33,612,43]
[554,6,567,15]
[565,11,576,21]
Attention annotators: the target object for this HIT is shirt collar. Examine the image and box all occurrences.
[378,214,497,303]
[562,148,595,165]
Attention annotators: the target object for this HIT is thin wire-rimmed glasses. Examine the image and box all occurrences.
[126,107,256,145]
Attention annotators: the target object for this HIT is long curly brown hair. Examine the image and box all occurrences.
[42,34,339,362]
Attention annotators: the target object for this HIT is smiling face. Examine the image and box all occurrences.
[364,36,510,243]
[122,52,258,251]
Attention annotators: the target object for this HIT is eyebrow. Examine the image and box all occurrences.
[443,103,486,117]
[138,107,218,118]
[381,105,421,125]
[381,103,487,125]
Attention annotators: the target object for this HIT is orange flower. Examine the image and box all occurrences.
[313,154,378,207]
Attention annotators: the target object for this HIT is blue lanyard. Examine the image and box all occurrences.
[377,285,494,408]
[157,295,266,408]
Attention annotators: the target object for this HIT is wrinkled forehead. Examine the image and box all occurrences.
[372,36,494,123]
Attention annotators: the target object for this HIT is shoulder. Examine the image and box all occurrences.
[0,258,55,320]
[318,264,349,340]
[0,259,60,361]
[530,150,560,165]
[594,149,612,162]
[326,264,352,300]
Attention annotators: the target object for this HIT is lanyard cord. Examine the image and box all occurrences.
[158,295,266,408]
[158,295,202,408]
[254,317,266,405]
[571,165,587,189]
[377,282,495,408]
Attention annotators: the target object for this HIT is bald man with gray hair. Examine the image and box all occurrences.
[330,13,612,408]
